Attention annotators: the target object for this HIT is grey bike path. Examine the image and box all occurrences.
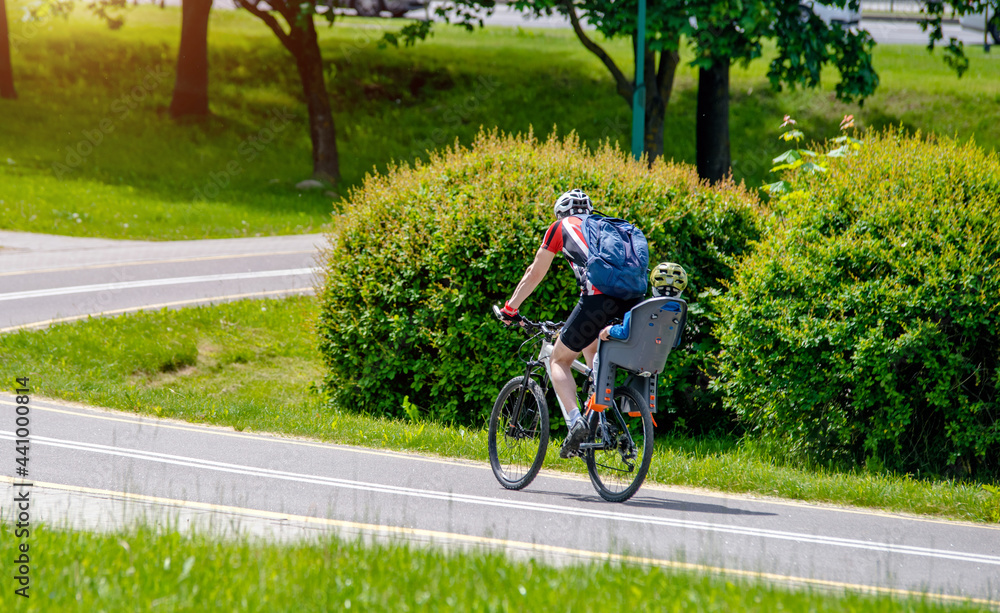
[0,231,325,331]
[3,398,999,605]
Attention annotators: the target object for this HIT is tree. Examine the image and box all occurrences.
[1,0,15,99]
[684,0,878,182]
[507,0,686,164]
[442,0,868,182]
[235,0,339,182]
[169,0,213,118]
[918,0,999,76]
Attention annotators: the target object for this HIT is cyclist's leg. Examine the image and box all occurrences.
[549,338,597,414]
[581,338,598,369]
[552,295,604,426]
[549,338,583,427]
[551,338,591,458]
[556,295,631,457]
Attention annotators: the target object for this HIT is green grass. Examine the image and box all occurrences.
[2,4,999,239]
[3,296,998,523]
[0,522,990,612]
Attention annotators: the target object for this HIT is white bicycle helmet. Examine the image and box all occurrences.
[650,262,688,297]
[552,189,593,219]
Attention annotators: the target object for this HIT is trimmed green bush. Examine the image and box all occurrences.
[318,130,762,428]
[715,129,1000,478]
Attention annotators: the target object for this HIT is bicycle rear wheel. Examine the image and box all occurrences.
[585,386,654,502]
[488,376,550,490]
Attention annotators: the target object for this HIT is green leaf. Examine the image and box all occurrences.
[772,150,802,165]
[765,180,788,194]
[780,129,805,142]
[799,162,827,173]
[771,160,803,173]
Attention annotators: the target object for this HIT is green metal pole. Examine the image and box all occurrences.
[631,0,646,160]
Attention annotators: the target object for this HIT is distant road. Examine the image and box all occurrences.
[0,231,324,333]
[178,0,991,45]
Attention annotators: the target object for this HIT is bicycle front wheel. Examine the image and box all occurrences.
[488,376,550,490]
[585,386,654,503]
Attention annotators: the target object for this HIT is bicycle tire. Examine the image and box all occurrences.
[584,386,654,503]
[488,376,550,490]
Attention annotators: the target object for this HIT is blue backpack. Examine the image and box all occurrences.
[580,213,649,299]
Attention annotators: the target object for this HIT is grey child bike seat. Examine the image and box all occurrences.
[591,297,688,411]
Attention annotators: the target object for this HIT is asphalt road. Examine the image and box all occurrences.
[0,230,325,333]
[1,397,999,606]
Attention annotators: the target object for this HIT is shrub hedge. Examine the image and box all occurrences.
[318,130,762,428]
[715,129,1000,478]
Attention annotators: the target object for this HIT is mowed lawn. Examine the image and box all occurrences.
[0,522,992,612]
[1,4,999,239]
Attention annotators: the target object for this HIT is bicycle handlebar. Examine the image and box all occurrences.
[491,305,562,341]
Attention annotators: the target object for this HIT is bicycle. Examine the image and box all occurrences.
[487,298,687,503]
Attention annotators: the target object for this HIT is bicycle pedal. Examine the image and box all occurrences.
[558,443,583,459]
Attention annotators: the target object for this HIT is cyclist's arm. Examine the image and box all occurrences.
[507,247,556,310]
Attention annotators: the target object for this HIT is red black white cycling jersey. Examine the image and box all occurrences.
[542,215,601,296]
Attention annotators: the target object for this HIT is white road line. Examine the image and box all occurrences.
[4,431,1000,567]
[0,288,314,333]
[0,268,322,302]
[0,249,318,278]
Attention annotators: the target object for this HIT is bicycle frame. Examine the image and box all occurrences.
[499,306,657,443]
[512,328,649,429]
[530,333,590,429]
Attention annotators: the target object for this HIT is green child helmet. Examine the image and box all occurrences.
[650,262,687,297]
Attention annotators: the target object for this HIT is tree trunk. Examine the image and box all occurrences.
[0,0,16,100]
[236,0,340,183]
[290,20,339,183]
[696,58,730,184]
[169,0,212,118]
[644,47,679,164]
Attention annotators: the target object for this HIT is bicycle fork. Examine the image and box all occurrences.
[505,363,536,438]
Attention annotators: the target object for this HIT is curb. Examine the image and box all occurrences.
[862,14,959,24]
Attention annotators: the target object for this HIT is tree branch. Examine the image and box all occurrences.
[266,0,300,32]
[235,0,294,51]
[560,0,632,104]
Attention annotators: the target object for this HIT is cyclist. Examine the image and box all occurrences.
[599,262,688,342]
[497,189,643,458]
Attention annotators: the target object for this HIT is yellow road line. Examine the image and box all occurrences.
[0,288,314,333]
[0,249,320,278]
[1,477,996,608]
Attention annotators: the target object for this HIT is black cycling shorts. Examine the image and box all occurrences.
[559,294,640,353]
